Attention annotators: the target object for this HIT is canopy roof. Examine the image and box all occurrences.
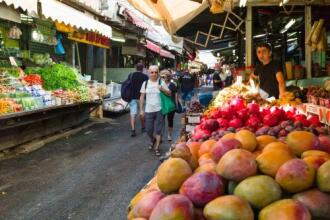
[127,0,209,34]
[0,0,38,14]
[40,0,112,38]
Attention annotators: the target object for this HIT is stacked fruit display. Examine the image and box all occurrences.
[307,86,330,106]
[128,130,330,220]
[274,91,302,106]
[191,97,325,142]
[210,84,268,108]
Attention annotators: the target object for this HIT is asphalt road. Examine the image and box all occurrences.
[0,113,182,220]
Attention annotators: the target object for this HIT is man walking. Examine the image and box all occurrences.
[179,68,195,107]
[128,63,148,137]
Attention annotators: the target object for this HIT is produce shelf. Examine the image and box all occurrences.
[0,100,101,151]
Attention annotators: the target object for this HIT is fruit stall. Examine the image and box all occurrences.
[127,81,330,220]
[0,65,104,150]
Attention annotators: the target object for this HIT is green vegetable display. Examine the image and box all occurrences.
[0,67,20,78]
[29,64,82,90]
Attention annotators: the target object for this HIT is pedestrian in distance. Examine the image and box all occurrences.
[127,63,148,137]
[212,68,222,91]
[179,68,195,107]
[140,65,171,156]
[160,69,178,142]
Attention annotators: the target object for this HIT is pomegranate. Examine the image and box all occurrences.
[217,118,229,128]
[246,116,261,130]
[230,97,245,111]
[308,115,320,127]
[236,109,249,121]
[221,106,233,120]
[229,118,242,129]
[247,103,260,115]
[201,119,219,132]
[263,114,278,127]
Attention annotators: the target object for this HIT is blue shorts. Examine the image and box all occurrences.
[181,91,194,101]
[129,99,139,115]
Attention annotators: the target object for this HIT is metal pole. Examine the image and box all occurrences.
[245,6,253,66]
[72,43,75,67]
[103,48,107,84]
[305,6,312,78]
[76,43,81,73]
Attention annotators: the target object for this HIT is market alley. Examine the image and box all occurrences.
[0,113,181,220]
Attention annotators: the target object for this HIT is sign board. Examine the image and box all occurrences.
[68,32,110,49]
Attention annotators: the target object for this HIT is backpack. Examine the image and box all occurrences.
[121,73,133,102]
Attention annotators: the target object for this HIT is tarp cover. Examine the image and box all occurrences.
[127,0,209,34]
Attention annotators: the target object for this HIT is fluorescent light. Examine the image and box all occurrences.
[112,37,126,43]
[253,34,266,38]
[287,37,298,42]
[280,19,296,34]
[285,19,296,29]
[287,32,296,37]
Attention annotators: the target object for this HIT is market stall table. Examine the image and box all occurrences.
[0,101,100,150]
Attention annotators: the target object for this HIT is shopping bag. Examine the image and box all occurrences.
[160,91,176,115]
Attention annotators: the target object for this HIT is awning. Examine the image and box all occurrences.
[147,24,183,53]
[124,9,150,31]
[127,0,209,34]
[40,0,112,39]
[0,0,38,14]
[146,40,175,59]
[160,49,175,59]
[146,40,160,53]
[0,3,21,23]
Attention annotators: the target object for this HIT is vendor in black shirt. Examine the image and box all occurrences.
[251,43,286,99]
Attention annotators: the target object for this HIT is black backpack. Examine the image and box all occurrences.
[121,73,133,102]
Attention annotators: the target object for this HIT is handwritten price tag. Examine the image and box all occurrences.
[187,116,201,124]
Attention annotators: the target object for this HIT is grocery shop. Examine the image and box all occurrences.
[0,0,111,150]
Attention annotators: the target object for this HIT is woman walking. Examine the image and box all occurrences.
[160,70,178,141]
[139,65,171,156]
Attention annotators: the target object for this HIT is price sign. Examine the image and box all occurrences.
[9,56,18,67]
[306,104,319,115]
[187,116,201,124]
[185,125,196,132]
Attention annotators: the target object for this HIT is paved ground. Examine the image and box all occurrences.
[0,113,182,220]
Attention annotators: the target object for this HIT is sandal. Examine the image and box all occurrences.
[148,138,156,151]
[148,142,154,151]
[155,149,161,157]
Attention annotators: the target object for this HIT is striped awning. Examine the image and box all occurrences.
[40,0,112,39]
[0,0,38,14]
[146,40,175,59]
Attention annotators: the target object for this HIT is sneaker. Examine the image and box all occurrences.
[130,130,136,137]
[141,127,146,133]
[167,135,172,141]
